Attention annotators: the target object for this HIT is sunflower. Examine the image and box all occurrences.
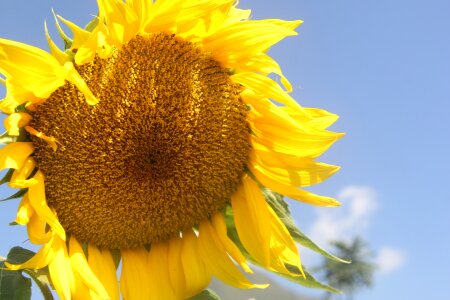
[0,0,342,299]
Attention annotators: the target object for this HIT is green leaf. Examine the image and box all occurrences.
[5,247,54,300]
[263,190,349,264]
[188,289,221,300]
[0,260,32,300]
[0,250,33,300]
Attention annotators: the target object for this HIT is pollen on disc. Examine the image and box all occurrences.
[30,33,250,249]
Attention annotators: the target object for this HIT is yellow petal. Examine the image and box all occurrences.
[148,242,178,300]
[267,204,304,277]
[3,112,32,136]
[265,19,303,31]
[56,15,91,50]
[168,235,186,299]
[198,219,268,289]
[286,107,340,130]
[71,270,91,300]
[0,79,39,114]
[126,0,152,29]
[69,237,110,300]
[251,121,343,158]
[249,162,340,207]
[176,0,234,39]
[211,212,252,273]
[231,175,271,266]
[15,194,34,225]
[0,38,66,99]
[181,229,212,298]
[234,53,292,92]
[27,213,52,244]
[63,62,99,105]
[120,248,151,300]
[243,92,303,131]
[9,157,38,188]
[0,142,34,170]
[223,6,251,26]
[88,245,120,300]
[97,0,139,46]
[233,73,300,109]
[48,236,75,300]
[24,126,59,152]
[6,236,56,270]
[74,21,113,65]
[250,149,340,187]
[204,20,299,65]
[28,171,66,240]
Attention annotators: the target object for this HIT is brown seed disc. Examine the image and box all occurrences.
[30,33,250,249]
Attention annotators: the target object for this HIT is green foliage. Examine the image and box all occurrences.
[318,237,376,299]
[1,247,54,300]
[0,260,32,300]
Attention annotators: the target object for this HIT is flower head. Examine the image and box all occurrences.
[0,0,342,299]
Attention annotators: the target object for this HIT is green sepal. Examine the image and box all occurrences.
[84,15,99,32]
[14,104,28,113]
[0,188,27,202]
[263,190,349,264]
[188,289,222,300]
[4,247,54,300]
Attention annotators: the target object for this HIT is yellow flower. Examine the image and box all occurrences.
[0,0,343,299]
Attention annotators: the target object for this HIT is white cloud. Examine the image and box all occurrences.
[309,185,378,246]
[376,246,406,275]
[305,185,407,274]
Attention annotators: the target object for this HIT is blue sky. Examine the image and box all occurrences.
[1,0,449,299]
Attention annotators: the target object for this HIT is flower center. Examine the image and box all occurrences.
[30,33,250,249]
